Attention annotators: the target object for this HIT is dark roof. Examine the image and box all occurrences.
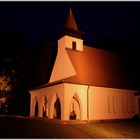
[30,45,134,91]
[58,8,83,39]
[63,45,129,89]
[64,8,78,31]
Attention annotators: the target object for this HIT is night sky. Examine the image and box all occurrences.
[0,2,140,44]
[1,1,140,89]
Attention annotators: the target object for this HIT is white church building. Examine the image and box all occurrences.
[29,8,140,121]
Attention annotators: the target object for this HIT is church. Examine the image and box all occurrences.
[29,8,140,121]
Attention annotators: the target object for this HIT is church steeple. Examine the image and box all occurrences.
[64,8,78,31]
[58,8,84,52]
[59,8,83,39]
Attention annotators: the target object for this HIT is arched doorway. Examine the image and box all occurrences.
[69,95,81,120]
[35,98,38,116]
[53,97,61,119]
[42,96,48,117]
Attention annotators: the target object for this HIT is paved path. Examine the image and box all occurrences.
[39,117,91,138]
[41,118,91,138]
[59,125,91,138]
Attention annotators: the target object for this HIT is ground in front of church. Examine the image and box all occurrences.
[0,115,140,138]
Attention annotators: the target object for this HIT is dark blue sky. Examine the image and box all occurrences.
[0,2,140,44]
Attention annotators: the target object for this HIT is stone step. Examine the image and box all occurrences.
[62,120,88,124]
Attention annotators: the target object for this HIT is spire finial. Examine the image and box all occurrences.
[64,8,78,31]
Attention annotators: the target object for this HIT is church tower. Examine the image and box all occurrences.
[58,8,84,51]
[49,8,83,83]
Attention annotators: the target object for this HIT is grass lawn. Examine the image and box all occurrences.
[0,116,71,138]
[73,121,140,138]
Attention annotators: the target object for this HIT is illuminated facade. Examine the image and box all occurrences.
[29,8,140,121]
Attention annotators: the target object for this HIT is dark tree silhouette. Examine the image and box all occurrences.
[0,28,31,115]
[28,36,57,88]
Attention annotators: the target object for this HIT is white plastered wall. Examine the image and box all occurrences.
[49,36,77,83]
[63,83,88,120]
[58,35,83,51]
[63,84,138,121]
[30,83,138,121]
[30,83,88,120]
[30,84,65,119]
[89,86,137,120]
[30,91,43,117]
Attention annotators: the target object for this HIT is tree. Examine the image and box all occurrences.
[0,28,31,116]
[0,75,12,114]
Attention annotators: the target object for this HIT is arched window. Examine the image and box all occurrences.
[53,97,61,119]
[35,97,38,116]
[43,96,48,117]
[69,95,81,120]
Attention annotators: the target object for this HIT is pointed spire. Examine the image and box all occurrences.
[58,8,83,39]
[64,8,78,31]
